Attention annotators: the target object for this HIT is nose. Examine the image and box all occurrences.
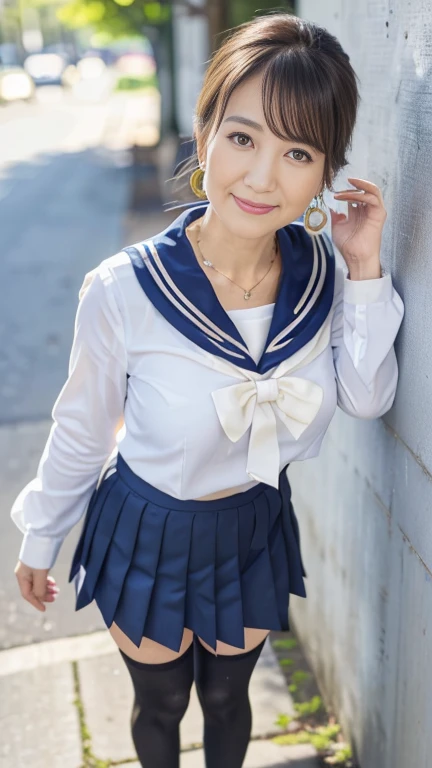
[243,154,277,194]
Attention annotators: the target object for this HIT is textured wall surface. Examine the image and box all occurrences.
[292,3,431,767]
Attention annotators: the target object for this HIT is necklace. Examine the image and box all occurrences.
[195,231,278,301]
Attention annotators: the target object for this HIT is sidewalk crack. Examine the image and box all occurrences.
[72,660,112,768]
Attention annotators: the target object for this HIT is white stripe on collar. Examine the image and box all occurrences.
[266,234,327,354]
[135,240,251,359]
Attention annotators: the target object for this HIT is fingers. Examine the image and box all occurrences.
[19,575,46,612]
[35,573,59,603]
[329,210,348,220]
[334,177,382,197]
[333,190,380,207]
[347,177,384,199]
[15,562,60,612]
[45,576,60,603]
[32,569,51,600]
[333,178,387,218]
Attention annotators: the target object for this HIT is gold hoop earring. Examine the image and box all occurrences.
[190,168,207,199]
[304,192,327,235]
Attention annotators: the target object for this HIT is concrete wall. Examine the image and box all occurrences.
[292,3,431,767]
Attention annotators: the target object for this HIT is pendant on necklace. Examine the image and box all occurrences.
[244,291,252,300]
[203,260,213,267]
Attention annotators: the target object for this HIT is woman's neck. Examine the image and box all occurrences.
[186,208,278,284]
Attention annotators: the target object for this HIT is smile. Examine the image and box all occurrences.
[232,195,277,215]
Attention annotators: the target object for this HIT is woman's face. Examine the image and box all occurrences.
[199,71,327,240]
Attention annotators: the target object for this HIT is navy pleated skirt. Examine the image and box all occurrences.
[69,454,307,653]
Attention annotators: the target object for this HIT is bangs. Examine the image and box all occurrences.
[260,52,335,156]
[191,13,360,192]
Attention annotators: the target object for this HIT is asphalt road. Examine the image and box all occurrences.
[0,83,134,649]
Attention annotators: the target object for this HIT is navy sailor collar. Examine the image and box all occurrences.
[124,201,335,375]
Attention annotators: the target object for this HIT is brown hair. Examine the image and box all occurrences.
[176,12,360,195]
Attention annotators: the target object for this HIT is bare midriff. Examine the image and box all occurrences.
[193,482,254,501]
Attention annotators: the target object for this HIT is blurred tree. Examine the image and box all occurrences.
[205,0,228,52]
[227,0,295,28]
[56,0,171,38]
[206,0,295,50]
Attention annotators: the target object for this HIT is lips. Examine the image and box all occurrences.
[232,195,277,215]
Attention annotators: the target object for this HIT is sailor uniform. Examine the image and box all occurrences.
[10,201,405,652]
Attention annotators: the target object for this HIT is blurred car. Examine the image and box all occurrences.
[80,47,116,66]
[115,52,156,78]
[23,52,77,87]
[0,64,35,103]
[0,43,21,67]
[76,55,106,81]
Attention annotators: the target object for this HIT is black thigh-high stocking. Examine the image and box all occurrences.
[193,636,267,768]
[119,641,194,768]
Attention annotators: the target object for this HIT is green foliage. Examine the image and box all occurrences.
[272,730,312,746]
[56,0,170,37]
[309,725,341,751]
[72,661,113,768]
[272,633,352,766]
[318,724,341,740]
[273,723,342,752]
[274,713,293,729]
[227,0,295,27]
[294,695,323,717]
[331,745,353,763]
[291,669,311,685]
[22,0,63,8]
[114,73,158,90]
[272,638,298,650]
[310,732,335,751]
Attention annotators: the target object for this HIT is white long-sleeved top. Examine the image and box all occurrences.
[10,223,404,570]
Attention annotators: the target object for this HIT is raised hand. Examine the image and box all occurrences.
[330,177,386,273]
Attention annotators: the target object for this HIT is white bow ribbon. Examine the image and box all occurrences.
[211,375,323,488]
[205,318,331,489]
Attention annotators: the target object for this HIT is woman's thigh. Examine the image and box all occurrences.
[109,623,269,661]
[197,627,270,656]
[109,622,194,663]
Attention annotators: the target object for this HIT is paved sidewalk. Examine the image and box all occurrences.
[0,631,320,768]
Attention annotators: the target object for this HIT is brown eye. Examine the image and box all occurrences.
[228,132,253,147]
[288,149,312,163]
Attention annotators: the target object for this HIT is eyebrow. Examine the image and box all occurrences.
[222,115,320,155]
[223,116,264,132]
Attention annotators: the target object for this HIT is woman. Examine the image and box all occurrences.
[11,12,404,768]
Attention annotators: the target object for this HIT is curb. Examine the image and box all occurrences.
[0,630,115,676]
